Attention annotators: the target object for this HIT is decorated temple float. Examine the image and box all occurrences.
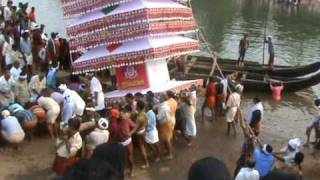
[63,0,202,103]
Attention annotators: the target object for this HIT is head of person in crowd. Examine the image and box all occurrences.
[245,157,256,169]
[125,93,134,105]
[110,106,120,121]
[136,100,145,113]
[146,91,155,100]
[38,72,45,81]
[262,144,273,155]
[13,61,20,69]
[134,92,144,102]
[209,76,215,83]
[40,24,45,33]
[97,117,108,131]
[159,93,168,103]
[243,33,248,39]
[86,107,98,121]
[1,110,11,119]
[189,84,197,92]
[18,2,23,8]
[51,32,58,40]
[188,157,231,180]
[234,84,243,94]
[40,88,51,97]
[31,6,35,12]
[92,142,127,179]
[18,71,27,82]
[119,107,130,121]
[286,138,302,153]
[166,91,176,99]
[58,84,68,93]
[85,72,94,81]
[7,0,13,7]
[67,118,81,137]
[262,171,299,180]
[63,159,121,180]
[21,30,29,40]
[4,70,11,81]
[253,97,261,104]
[12,6,17,13]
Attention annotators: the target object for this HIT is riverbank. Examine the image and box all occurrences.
[0,91,319,180]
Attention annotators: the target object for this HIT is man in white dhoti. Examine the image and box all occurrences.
[0,70,15,106]
[86,73,105,116]
[28,73,46,103]
[225,86,242,135]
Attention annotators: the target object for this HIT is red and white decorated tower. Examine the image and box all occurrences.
[62,0,202,103]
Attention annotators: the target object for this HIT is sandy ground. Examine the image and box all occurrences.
[0,91,320,180]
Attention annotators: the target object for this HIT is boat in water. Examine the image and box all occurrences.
[169,55,320,92]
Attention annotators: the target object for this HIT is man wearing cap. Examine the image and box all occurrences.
[274,138,302,164]
[264,36,275,66]
[28,73,46,103]
[305,99,320,147]
[86,73,105,115]
[0,110,25,148]
[15,71,30,106]
[59,84,85,117]
[0,70,15,106]
[85,118,109,159]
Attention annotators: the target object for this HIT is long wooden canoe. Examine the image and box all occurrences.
[169,55,320,92]
[186,55,320,77]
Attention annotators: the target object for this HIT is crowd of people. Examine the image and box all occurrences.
[0,1,319,180]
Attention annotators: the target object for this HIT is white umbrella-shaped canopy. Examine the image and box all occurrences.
[66,0,193,37]
[62,0,131,17]
[72,35,200,74]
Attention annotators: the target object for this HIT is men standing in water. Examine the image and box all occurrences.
[238,34,249,66]
[264,36,275,66]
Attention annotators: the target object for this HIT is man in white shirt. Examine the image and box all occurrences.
[9,61,22,81]
[28,73,46,103]
[52,118,82,177]
[59,84,85,117]
[235,157,260,180]
[3,0,13,23]
[2,35,14,68]
[86,73,105,115]
[0,70,15,106]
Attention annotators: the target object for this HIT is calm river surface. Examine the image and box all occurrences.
[12,0,320,95]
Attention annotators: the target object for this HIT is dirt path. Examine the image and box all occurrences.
[0,93,320,180]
